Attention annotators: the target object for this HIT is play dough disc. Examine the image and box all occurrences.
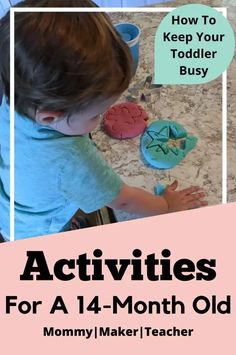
[141,120,197,169]
[103,102,148,139]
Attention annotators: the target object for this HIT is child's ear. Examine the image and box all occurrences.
[35,110,63,125]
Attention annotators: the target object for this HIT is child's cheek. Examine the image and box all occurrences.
[89,117,100,131]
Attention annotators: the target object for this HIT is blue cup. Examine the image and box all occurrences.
[115,23,141,74]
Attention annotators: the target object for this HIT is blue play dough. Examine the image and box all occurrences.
[154,183,165,195]
[141,120,198,169]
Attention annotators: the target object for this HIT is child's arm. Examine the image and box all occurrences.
[108,180,207,215]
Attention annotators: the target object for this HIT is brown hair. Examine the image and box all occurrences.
[0,0,133,118]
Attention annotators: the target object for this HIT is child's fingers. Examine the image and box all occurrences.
[187,199,208,209]
[180,186,200,195]
[166,180,178,191]
[185,192,206,202]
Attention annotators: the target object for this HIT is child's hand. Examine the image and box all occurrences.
[163,180,208,212]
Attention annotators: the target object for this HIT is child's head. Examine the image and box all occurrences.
[0,0,133,134]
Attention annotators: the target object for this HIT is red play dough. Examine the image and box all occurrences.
[103,102,148,139]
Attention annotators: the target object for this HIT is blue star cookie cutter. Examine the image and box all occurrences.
[141,120,197,169]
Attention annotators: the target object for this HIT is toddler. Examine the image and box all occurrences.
[0,0,207,241]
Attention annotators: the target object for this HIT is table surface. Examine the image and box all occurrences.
[92,0,236,222]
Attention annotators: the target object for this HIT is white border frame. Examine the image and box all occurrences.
[9,7,228,242]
